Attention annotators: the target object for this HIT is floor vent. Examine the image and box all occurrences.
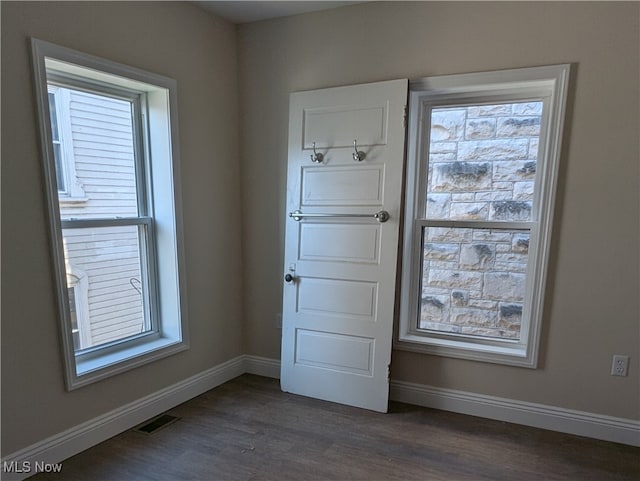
[134,414,180,434]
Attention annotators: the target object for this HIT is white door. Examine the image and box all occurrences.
[280,79,408,412]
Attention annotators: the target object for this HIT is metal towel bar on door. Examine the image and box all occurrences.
[289,210,389,223]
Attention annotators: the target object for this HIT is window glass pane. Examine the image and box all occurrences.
[426,102,542,221]
[52,143,66,192]
[419,226,530,340]
[48,92,60,141]
[68,287,81,351]
[63,225,150,350]
[50,87,140,219]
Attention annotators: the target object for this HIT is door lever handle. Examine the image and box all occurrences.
[284,273,295,283]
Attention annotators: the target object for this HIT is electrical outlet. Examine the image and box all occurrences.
[611,355,629,376]
[276,313,282,329]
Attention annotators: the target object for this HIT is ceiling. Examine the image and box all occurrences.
[195,1,364,24]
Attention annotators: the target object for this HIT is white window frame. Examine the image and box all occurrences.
[396,65,570,368]
[32,38,189,390]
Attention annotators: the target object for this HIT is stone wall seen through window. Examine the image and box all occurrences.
[420,102,542,339]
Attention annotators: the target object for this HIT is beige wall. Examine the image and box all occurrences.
[1,1,243,454]
[238,2,639,419]
[2,0,638,459]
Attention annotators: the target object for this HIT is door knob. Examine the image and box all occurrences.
[284,273,295,283]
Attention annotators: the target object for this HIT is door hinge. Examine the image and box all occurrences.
[402,105,408,129]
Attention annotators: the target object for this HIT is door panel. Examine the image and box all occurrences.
[301,166,384,205]
[298,223,380,263]
[297,277,378,321]
[281,79,408,413]
[303,103,388,148]
[295,330,374,375]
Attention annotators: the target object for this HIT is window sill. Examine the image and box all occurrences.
[394,332,536,368]
[71,336,188,389]
[59,196,89,206]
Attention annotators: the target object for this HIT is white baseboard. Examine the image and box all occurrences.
[1,355,245,481]
[389,380,640,447]
[3,355,638,480]
[234,356,640,447]
[244,354,281,379]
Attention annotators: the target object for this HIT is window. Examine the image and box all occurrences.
[47,86,86,200]
[397,65,570,367]
[32,39,189,389]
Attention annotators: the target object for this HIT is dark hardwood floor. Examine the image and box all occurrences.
[31,374,639,481]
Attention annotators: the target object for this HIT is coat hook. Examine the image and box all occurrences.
[310,142,324,163]
[352,140,365,162]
